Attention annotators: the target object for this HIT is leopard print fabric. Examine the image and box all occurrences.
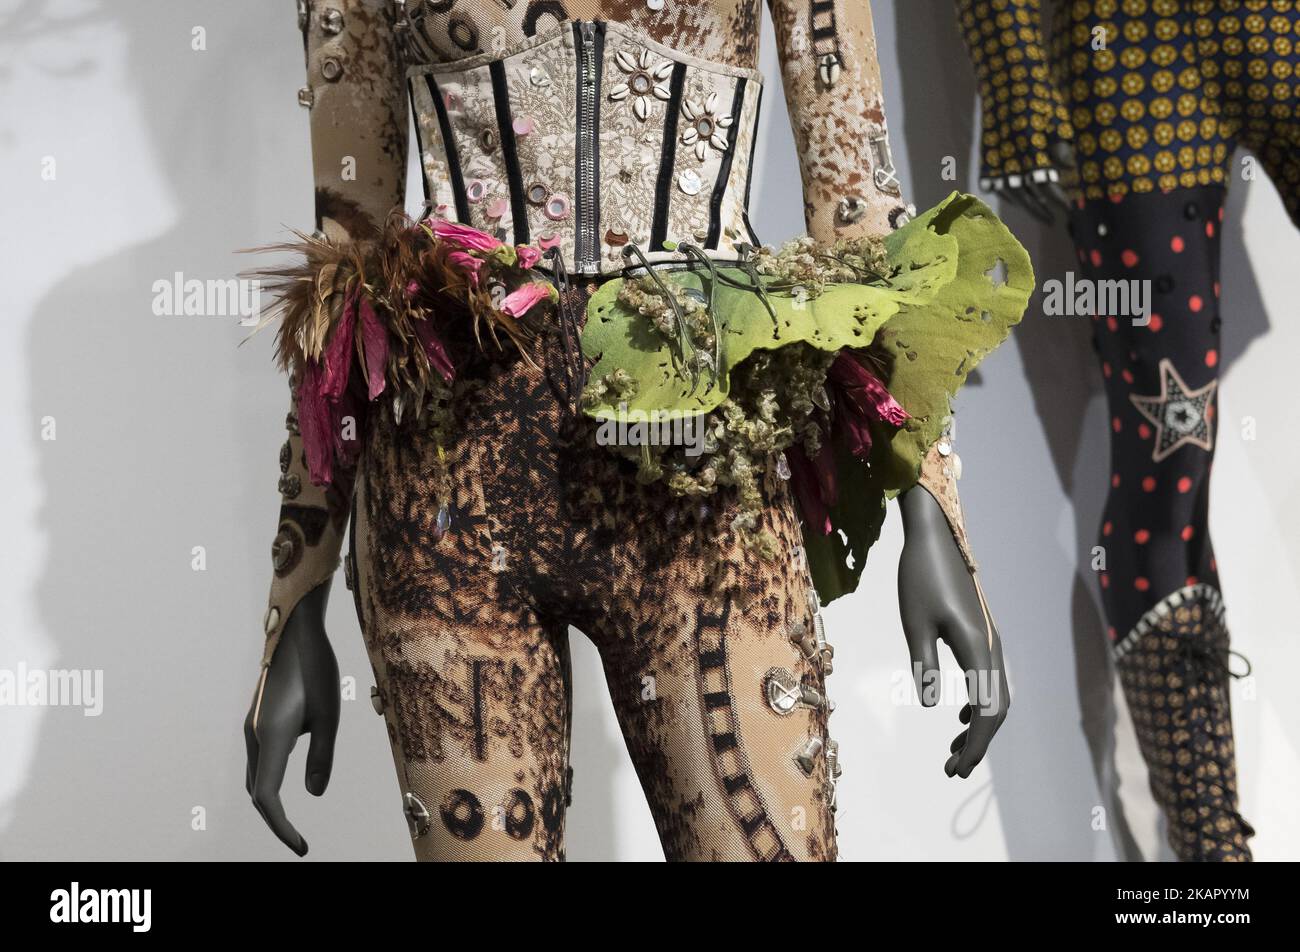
[347,295,839,861]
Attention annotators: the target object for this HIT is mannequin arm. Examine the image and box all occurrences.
[897,444,1010,777]
[246,0,408,855]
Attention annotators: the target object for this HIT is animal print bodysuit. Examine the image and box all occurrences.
[261,0,927,861]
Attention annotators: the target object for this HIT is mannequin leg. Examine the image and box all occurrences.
[576,474,839,862]
[349,362,575,862]
[1068,186,1253,861]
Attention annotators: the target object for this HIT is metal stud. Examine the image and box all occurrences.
[937,439,953,457]
[297,86,314,109]
[678,168,703,196]
[1096,222,1109,237]
[322,7,344,34]
[794,737,824,776]
[529,66,551,88]
[370,685,384,715]
[403,792,431,838]
[272,532,297,572]
[527,182,549,205]
[826,739,842,778]
[320,57,344,82]
[264,606,281,636]
[764,668,802,716]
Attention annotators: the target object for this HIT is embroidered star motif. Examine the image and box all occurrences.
[1129,358,1217,462]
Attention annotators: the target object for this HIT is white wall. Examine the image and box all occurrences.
[1,0,1295,861]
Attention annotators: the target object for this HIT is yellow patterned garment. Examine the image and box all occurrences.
[957,0,1300,222]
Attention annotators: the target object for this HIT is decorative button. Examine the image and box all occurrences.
[937,439,952,457]
[818,52,842,87]
[764,668,802,716]
[527,183,549,205]
[297,86,314,109]
[465,179,487,203]
[837,195,868,224]
[320,57,344,82]
[486,197,508,220]
[604,228,629,246]
[647,0,665,10]
[512,115,536,136]
[322,7,344,34]
[678,168,703,196]
[277,473,301,500]
[529,66,551,88]
[543,192,572,220]
[1096,222,1109,237]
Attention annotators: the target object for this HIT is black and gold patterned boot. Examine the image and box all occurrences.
[1113,584,1254,862]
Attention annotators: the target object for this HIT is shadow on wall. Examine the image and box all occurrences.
[5,0,621,861]
[892,0,1274,862]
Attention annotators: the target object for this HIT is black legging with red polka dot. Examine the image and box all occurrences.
[1068,185,1253,861]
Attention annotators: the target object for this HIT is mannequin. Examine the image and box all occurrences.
[953,0,1284,861]
[245,0,1022,861]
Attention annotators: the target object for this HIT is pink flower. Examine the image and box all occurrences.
[413,320,456,385]
[516,245,542,270]
[499,281,552,319]
[828,353,909,461]
[447,250,484,287]
[433,219,502,253]
[405,280,421,298]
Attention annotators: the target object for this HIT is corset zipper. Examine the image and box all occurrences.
[575,21,602,275]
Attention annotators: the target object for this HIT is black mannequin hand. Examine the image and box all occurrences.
[896,487,1010,778]
[243,582,340,856]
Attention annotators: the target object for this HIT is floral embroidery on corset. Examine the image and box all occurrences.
[609,48,674,122]
[681,93,733,161]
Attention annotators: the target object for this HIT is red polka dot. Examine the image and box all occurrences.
[1134,529,1150,544]
[1181,525,1195,541]
[1148,313,1164,332]
[1102,361,1113,378]
[1121,250,1139,267]
[1135,577,1150,592]
[1100,574,1110,589]
[1218,207,1225,222]
[1189,295,1204,312]
[1171,236,1185,253]
[1112,417,1122,433]
[1106,316,1119,332]
[1177,476,1193,493]
[1112,474,1121,488]
[1206,222,1215,238]
[1186,575,1198,586]
[1142,476,1157,492]
[1122,369,1134,384]
[1206,349,1218,367]
[1214,282,1221,298]
[1138,423,1151,439]
[1107,626,1118,641]
[1103,521,1113,536]
[1090,249,1103,267]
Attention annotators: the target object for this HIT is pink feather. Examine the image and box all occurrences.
[358,297,388,400]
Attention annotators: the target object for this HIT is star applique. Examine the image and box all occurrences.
[1129,358,1217,463]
